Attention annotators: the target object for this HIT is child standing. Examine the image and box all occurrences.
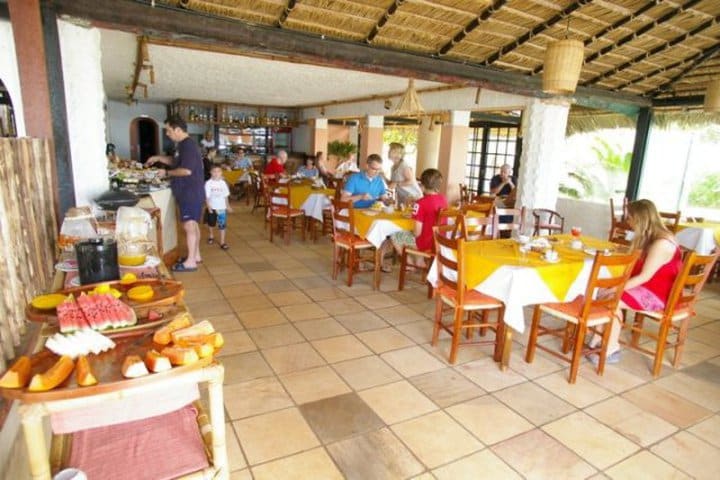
[205,165,233,250]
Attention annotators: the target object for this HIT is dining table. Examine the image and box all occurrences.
[222,168,250,186]
[676,221,720,255]
[271,180,335,222]
[427,234,620,360]
[351,208,415,248]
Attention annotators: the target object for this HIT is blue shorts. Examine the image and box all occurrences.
[206,209,227,230]
[178,199,203,223]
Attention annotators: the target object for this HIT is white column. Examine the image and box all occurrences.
[517,99,571,212]
[416,116,441,172]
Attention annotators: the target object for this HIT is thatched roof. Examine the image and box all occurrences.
[159,0,720,103]
[567,105,720,134]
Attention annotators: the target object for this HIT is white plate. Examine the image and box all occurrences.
[121,255,161,269]
[583,248,598,256]
[55,260,79,272]
[544,257,561,264]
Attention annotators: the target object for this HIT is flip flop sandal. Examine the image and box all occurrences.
[177,257,202,264]
[171,263,198,273]
[207,238,215,245]
[220,244,230,250]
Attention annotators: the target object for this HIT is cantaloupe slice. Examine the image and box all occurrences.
[160,346,199,366]
[152,313,192,345]
[170,320,215,344]
[145,350,172,373]
[0,356,32,389]
[27,356,74,392]
[121,355,149,378]
[76,355,98,386]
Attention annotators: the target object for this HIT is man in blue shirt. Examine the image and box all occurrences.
[341,154,388,208]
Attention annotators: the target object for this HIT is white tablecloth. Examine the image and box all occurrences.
[677,226,718,255]
[301,193,332,222]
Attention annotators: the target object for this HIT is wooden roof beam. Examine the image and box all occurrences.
[437,0,508,56]
[583,13,720,86]
[276,0,299,28]
[365,0,406,44]
[482,0,593,66]
[650,43,720,96]
[582,0,704,68]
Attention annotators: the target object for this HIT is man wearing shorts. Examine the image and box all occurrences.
[147,115,205,272]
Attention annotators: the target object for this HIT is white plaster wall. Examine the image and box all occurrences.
[556,197,611,240]
[0,20,26,136]
[58,20,108,207]
[106,100,167,158]
[293,123,311,154]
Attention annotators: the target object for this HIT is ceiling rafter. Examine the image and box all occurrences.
[582,0,704,68]
[436,0,508,56]
[409,0,478,18]
[482,0,594,66]
[650,42,720,95]
[583,13,720,86]
[276,0,299,27]
[366,0,407,44]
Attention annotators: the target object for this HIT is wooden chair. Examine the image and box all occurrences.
[431,224,509,366]
[621,251,718,377]
[461,201,493,217]
[532,208,565,236]
[609,197,629,223]
[609,218,633,246]
[321,178,344,238]
[525,250,640,383]
[268,186,306,244]
[460,214,496,241]
[492,206,525,238]
[458,183,471,205]
[330,200,378,288]
[659,210,681,233]
[249,171,266,214]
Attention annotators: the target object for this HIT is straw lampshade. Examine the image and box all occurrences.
[543,39,585,95]
[394,79,425,116]
[703,78,720,113]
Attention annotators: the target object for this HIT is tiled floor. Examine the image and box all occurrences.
[184,203,720,479]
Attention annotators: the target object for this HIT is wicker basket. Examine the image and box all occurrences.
[543,39,585,95]
[704,78,720,113]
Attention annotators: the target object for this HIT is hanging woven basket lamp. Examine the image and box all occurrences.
[542,38,585,95]
[704,78,720,113]
[394,79,425,116]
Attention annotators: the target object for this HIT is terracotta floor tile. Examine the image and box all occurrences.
[681,359,720,384]
[256,278,299,294]
[294,317,349,340]
[622,383,712,428]
[216,330,257,357]
[508,344,566,379]
[355,292,401,310]
[236,307,287,329]
[229,295,274,315]
[248,270,286,282]
[298,392,385,443]
[585,396,677,447]
[576,362,648,394]
[183,286,226,302]
[334,310,388,333]
[654,372,720,411]
[311,335,373,363]
[380,346,445,378]
[395,319,441,344]
[333,356,402,391]
[492,429,596,480]
[225,422,247,471]
[279,366,351,404]
[356,327,416,354]
[303,286,348,302]
[184,298,235,317]
[222,351,274,385]
[318,298,367,315]
[543,412,640,469]
[687,415,720,449]
[233,407,320,465]
[433,450,521,480]
[251,448,343,480]
[262,342,326,375]
[373,304,429,325]
[456,357,526,392]
[205,313,244,332]
[267,289,312,307]
[494,382,576,426]
[359,380,438,424]
[447,395,534,445]
[248,323,304,349]
[606,451,691,479]
[292,276,335,290]
[237,261,275,272]
[391,411,483,468]
[534,372,614,408]
[229,469,252,480]
[650,431,720,480]
[281,303,329,321]
[409,368,485,408]
[326,428,424,480]
[282,267,317,279]
[224,377,294,419]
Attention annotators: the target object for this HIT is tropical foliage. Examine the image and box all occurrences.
[327,140,357,159]
[688,173,720,208]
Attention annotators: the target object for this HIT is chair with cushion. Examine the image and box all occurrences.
[268,186,306,244]
[621,251,718,377]
[532,208,565,236]
[659,210,681,233]
[330,200,378,288]
[431,224,509,366]
[525,250,640,383]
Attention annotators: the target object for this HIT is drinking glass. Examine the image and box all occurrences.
[571,226,582,238]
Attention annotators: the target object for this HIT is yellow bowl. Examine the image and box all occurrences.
[118,254,147,266]
[31,294,68,310]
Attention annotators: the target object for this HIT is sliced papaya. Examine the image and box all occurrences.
[127,285,154,302]
[27,356,74,392]
[152,313,192,345]
[0,356,32,389]
[145,350,172,373]
[30,294,67,310]
[170,320,215,344]
[121,355,149,378]
[160,346,199,366]
[76,355,98,387]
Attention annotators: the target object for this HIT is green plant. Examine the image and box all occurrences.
[688,173,720,208]
[383,127,418,147]
[591,137,631,173]
[327,140,357,159]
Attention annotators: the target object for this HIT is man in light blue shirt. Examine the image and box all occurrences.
[232,147,253,170]
[341,154,388,208]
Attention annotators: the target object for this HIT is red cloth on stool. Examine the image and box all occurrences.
[67,404,209,480]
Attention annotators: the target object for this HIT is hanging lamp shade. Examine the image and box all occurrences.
[543,39,585,95]
[704,78,720,113]
[394,79,425,116]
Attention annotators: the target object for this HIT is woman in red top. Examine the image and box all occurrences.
[590,199,682,364]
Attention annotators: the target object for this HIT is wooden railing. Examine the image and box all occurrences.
[0,138,58,369]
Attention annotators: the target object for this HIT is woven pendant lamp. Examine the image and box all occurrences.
[704,78,720,113]
[394,79,425,116]
[543,38,585,95]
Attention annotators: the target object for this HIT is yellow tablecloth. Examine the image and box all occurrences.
[353,209,415,239]
[222,169,249,185]
[288,184,335,209]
